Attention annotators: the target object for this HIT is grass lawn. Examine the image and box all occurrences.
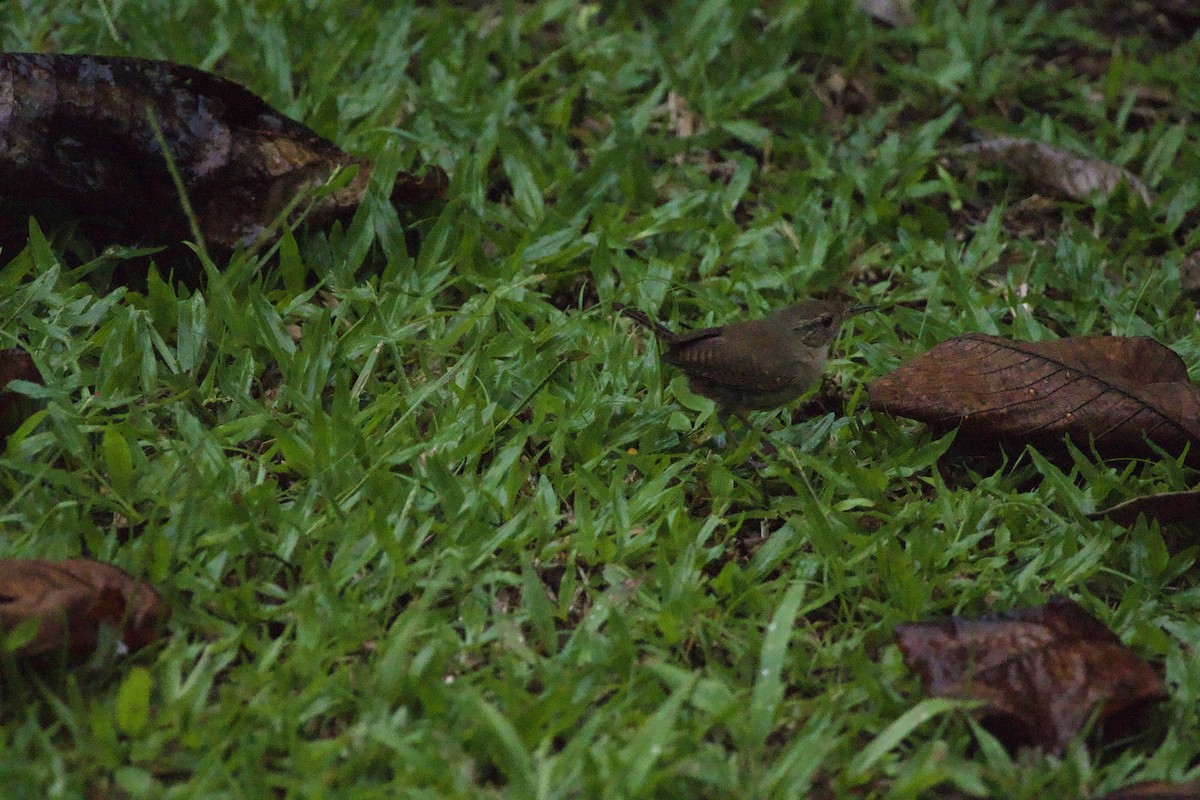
[3,1,1200,797]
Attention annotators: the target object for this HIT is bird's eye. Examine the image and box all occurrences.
[819,313,835,327]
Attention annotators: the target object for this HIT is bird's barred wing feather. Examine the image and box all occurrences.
[665,332,794,393]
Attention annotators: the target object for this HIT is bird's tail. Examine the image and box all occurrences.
[615,304,678,342]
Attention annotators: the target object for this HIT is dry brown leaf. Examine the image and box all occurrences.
[897,598,1166,754]
[0,558,168,658]
[0,347,41,443]
[666,91,698,142]
[856,0,916,26]
[958,135,1152,205]
[1089,489,1200,526]
[868,334,1200,462]
[0,53,446,257]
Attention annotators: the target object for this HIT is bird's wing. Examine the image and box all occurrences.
[666,330,793,393]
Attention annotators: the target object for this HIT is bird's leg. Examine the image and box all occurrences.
[726,412,776,502]
[714,411,776,473]
[716,411,738,451]
[735,411,779,457]
[717,411,769,455]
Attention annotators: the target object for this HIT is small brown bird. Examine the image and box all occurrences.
[620,300,874,443]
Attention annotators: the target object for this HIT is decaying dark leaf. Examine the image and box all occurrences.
[0,558,168,658]
[0,347,41,443]
[1098,781,1200,799]
[1089,489,1200,527]
[1046,0,1200,49]
[896,598,1166,754]
[0,347,39,410]
[957,135,1152,205]
[1179,251,1200,298]
[868,334,1200,462]
[856,0,916,26]
[0,53,446,257]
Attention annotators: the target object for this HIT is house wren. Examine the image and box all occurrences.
[619,300,874,416]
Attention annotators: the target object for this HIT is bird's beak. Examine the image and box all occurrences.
[846,304,877,317]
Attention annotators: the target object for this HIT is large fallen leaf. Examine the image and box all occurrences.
[1098,782,1200,800]
[868,334,1200,462]
[0,53,446,255]
[0,347,41,443]
[958,135,1152,205]
[896,598,1166,754]
[0,558,167,658]
[1089,489,1200,526]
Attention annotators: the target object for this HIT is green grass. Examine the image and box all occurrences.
[3,1,1200,797]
